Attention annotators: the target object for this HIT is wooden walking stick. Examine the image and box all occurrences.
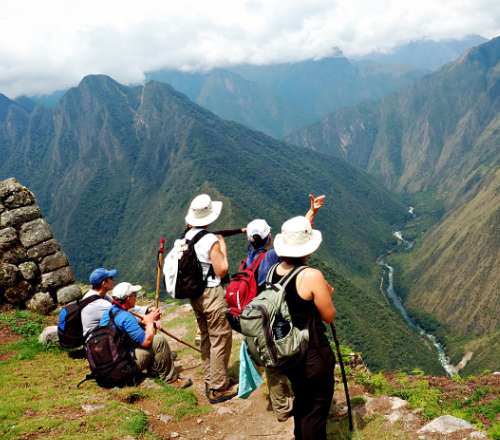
[130,310,201,353]
[155,238,166,310]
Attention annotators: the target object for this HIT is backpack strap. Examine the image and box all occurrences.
[189,229,210,245]
[78,294,101,308]
[247,251,267,273]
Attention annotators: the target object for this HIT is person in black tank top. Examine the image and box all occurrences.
[273,216,336,440]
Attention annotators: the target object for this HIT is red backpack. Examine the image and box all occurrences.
[226,252,267,317]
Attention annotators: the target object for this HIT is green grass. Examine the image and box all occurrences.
[0,310,210,439]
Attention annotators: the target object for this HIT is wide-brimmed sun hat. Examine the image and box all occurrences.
[111,282,142,300]
[273,216,322,258]
[185,194,223,227]
[246,219,271,241]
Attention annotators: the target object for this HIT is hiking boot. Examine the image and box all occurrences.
[207,384,238,404]
[168,377,193,389]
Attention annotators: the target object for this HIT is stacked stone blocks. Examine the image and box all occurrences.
[0,178,82,314]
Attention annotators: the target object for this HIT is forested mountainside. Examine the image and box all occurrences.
[287,36,500,373]
[0,74,443,372]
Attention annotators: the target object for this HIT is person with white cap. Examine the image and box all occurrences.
[243,194,325,422]
[271,216,336,440]
[99,282,191,388]
[183,193,237,403]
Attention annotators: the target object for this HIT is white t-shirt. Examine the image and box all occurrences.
[185,228,221,288]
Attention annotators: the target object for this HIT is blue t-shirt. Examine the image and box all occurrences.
[246,245,280,286]
[100,305,146,346]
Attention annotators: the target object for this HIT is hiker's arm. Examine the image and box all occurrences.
[213,228,245,237]
[139,309,160,348]
[305,193,326,225]
[210,237,229,278]
[308,269,336,323]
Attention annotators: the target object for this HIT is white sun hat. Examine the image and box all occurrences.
[273,216,322,258]
[112,282,142,300]
[246,219,271,241]
[185,194,223,227]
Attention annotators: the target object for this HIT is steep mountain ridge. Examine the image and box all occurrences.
[0,74,446,372]
[287,37,500,372]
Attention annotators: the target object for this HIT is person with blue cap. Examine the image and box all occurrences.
[81,267,118,339]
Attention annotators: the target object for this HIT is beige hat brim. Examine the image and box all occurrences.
[185,200,223,227]
[273,230,322,258]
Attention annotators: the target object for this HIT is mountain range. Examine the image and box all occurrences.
[287,36,500,373]
[0,74,444,373]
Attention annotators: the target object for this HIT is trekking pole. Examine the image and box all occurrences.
[330,322,353,432]
[155,238,166,310]
[130,310,201,353]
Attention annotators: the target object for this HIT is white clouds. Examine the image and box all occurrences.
[0,0,498,97]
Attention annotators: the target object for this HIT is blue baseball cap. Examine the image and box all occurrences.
[89,267,118,285]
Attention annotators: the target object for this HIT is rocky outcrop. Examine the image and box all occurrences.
[0,178,81,313]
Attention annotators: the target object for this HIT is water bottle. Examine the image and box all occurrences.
[273,314,291,340]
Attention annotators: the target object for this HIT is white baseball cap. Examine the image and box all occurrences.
[111,282,142,300]
[185,194,223,227]
[274,216,322,258]
[246,219,271,241]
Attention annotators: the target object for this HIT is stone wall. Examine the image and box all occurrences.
[0,178,82,314]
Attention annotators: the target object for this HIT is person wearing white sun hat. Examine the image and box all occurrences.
[271,215,336,440]
[183,193,237,404]
[240,194,325,422]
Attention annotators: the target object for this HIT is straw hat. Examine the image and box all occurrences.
[185,194,223,227]
[273,216,322,258]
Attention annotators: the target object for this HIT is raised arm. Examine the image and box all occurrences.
[305,193,326,225]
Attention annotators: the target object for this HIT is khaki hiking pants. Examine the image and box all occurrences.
[190,285,232,391]
[135,333,178,383]
[265,366,294,421]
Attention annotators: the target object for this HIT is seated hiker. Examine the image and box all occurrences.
[81,267,117,339]
[240,194,325,422]
[100,282,191,388]
[81,267,148,340]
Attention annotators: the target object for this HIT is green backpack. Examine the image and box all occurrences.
[239,264,309,368]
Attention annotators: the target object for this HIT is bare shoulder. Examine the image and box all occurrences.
[300,267,325,283]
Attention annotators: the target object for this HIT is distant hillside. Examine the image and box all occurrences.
[148,55,423,138]
[0,74,446,373]
[357,35,487,71]
[287,36,500,373]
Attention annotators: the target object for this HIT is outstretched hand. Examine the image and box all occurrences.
[309,193,326,214]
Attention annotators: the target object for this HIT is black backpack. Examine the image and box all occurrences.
[80,309,138,388]
[174,229,214,299]
[57,294,100,348]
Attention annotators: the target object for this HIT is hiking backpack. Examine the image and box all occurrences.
[239,264,309,368]
[226,251,267,318]
[57,294,101,348]
[163,229,213,299]
[80,309,138,388]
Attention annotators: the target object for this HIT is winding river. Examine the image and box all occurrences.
[378,212,455,376]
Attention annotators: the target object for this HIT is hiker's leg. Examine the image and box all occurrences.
[204,285,232,390]
[190,295,211,385]
[149,333,178,382]
[265,366,293,421]
[135,346,153,374]
[289,346,335,440]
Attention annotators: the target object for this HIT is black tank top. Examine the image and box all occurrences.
[271,267,329,347]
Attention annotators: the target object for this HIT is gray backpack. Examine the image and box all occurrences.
[239,264,309,368]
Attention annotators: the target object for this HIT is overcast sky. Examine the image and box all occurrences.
[1,0,499,97]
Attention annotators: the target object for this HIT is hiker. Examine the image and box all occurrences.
[81,267,118,338]
[99,282,191,388]
[242,194,325,422]
[272,216,336,440]
[81,267,148,339]
[183,193,238,403]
